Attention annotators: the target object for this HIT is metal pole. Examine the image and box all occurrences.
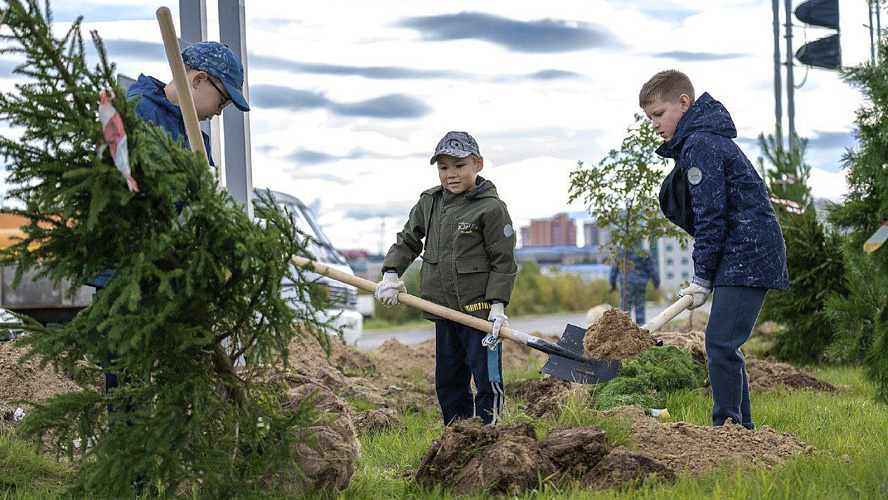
[218,0,253,217]
[870,0,877,63]
[878,1,883,61]
[784,0,796,147]
[772,0,783,148]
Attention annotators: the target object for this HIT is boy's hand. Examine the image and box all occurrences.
[375,271,406,306]
[483,302,509,349]
[678,281,711,310]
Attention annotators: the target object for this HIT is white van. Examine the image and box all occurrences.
[259,190,364,345]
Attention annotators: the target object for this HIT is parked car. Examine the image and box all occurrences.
[257,190,363,345]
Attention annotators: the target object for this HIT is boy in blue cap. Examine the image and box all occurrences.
[89,41,250,395]
[375,131,518,425]
[640,70,788,430]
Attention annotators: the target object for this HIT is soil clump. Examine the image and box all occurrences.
[0,338,81,421]
[583,309,656,360]
[352,408,405,435]
[509,376,572,418]
[586,446,675,488]
[746,355,836,392]
[653,330,707,365]
[539,426,608,478]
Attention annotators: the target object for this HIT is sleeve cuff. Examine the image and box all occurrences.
[692,275,712,288]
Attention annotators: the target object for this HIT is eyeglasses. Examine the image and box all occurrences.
[206,77,232,110]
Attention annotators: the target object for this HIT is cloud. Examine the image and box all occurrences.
[334,200,416,221]
[636,7,702,25]
[251,85,431,119]
[286,147,424,166]
[527,69,584,80]
[250,54,464,80]
[477,126,608,165]
[0,58,21,75]
[101,39,165,62]
[653,51,748,62]
[287,172,353,185]
[49,3,157,22]
[807,129,857,150]
[397,12,619,53]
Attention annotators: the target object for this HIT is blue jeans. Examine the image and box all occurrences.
[619,286,648,324]
[434,320,504,425]
[705,286,767,430]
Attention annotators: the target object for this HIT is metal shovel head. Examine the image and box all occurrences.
[540,324,622,384]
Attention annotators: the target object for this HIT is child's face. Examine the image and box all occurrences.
[191,72,231,121]
[642,94,690,140]
[437,155,483,194]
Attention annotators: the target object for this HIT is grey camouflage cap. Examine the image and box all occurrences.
[429,131,480,165]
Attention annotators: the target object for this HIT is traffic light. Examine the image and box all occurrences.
[794,0,842,69]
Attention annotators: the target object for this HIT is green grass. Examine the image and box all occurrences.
[5,364,888,499]
[363,317,432,331]
[0,429,74,497]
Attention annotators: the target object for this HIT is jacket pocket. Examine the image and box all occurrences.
[455,257,490,306]
[420,253,438,301]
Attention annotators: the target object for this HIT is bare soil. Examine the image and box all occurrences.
[0,338,81,421]
[509,376,572,418]
[352,408,405,435]
[583,308,657,360]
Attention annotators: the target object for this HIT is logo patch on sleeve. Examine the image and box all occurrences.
[503,224,514,237]
[687,167,703,185]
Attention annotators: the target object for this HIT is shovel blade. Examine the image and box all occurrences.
[540,324,622,384]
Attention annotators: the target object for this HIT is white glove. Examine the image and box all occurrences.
[678,281,712,310]
[375,271,406,306]
[483,302,508,349]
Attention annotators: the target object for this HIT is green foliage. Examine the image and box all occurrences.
[593,346,708,411]
[826,38,888,401]
[0,1,328,496]
[757,131,847,363]
[505,262,616,316]
[569,115,686,308]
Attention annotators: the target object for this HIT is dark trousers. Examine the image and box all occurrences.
[705,286,767,430]
[619,286,648,324]
[434,319,504,425]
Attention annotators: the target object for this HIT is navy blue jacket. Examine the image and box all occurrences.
[85,74,212,288]
[610,249,659,290]
[656,93,788,291]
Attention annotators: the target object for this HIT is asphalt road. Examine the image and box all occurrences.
[355,301,712,352]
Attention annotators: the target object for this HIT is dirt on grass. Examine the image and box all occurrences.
[0,338,81,421]
[653,330,707,365]
[509,376,572,418]
[583,308,657,360]
[746,355,837,392]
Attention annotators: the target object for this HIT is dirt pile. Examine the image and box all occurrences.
[653,330,707,365]
[585,304,614,325]
[0,338,81,421]
[509,376,572,418]
[583,308,656,360]
[282,380,361,493]
[604,406,811,478]
[659,310,710,333]
[539,427,608,478]
[746,356,836,392]
[352,408,405,435]
[587,447,675,488]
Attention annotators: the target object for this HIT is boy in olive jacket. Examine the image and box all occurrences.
[375,131,518,425]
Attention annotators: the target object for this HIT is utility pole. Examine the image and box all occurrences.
[870,0,877,62]
[785,0,797,147]
[773,0,784,148]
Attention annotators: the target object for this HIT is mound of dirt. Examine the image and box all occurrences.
[352,408,405,435]
[659,310,710,333]
[586,304,614,325]
[587,446,674,488]
[583,309,656,360]
[0,338,81,420]
[603,406,811,478]
[451,437,556,496]
[509,376,572,418]
[539,426,608,478]
[746,356,836,392]
[373,338,436,382]
[653,330,707,365]
[283,381,360,493]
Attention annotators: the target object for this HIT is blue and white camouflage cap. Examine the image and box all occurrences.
[430,131,480,165]
[182,41,250,112]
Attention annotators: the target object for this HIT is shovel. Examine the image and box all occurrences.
[291,256,623,384]
[540,294,695,383]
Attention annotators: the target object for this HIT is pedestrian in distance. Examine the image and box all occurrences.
[375,131,518,426]
[640,70,788,430]
[609,244,659,324]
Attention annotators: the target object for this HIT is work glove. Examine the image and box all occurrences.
[482,302,508,350]
[375,271,406,306]
[678,280,712,310]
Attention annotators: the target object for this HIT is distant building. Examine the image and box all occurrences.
[521,214,577,247]
[515,245,597,267]
[656,235,695,291]
[583,221,611,248]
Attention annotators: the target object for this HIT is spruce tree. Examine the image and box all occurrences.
[757,131,846,363]
[0,0,329,496]
[826,37,888,401]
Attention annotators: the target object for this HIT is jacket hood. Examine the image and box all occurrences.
[656,92,737,159]
[422,176,501,200]
[127,74,182,119]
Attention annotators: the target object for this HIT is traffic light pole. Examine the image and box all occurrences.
[785,0,797,147]
[773,0,784,148]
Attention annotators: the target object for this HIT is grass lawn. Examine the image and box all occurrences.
[3,364,887,499]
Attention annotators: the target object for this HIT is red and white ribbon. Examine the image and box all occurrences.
[772,174,799,185]
[769,197,803,214]
[863,219,888,254]
[97,90,138,192]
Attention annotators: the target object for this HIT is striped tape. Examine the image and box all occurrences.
[863,219,888,254]
[769,197,804,214]
[464,302,492,313]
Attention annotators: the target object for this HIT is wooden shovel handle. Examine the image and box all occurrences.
[290,256,531,346]
[156,7,209,167]
[641,294,695,333]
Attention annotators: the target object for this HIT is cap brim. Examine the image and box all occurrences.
[221,80,250,112]
[429,148,473,165]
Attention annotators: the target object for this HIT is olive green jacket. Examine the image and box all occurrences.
[382,176,518,320]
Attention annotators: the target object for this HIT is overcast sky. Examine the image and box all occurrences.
[0,0,876,252]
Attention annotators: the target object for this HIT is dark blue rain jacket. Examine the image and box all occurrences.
[655,93,789,291]
[85,74,212,288]
[610,249,660,290]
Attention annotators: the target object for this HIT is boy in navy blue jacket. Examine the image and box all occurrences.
[640,70,788,430]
